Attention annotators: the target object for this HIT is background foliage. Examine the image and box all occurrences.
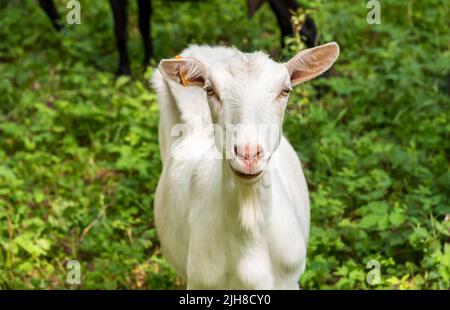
[0,0,448,289]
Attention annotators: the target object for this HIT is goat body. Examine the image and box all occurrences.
[152,45,325,289]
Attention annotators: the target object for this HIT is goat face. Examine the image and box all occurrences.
[158,42,340,183]
[205,55,290,182]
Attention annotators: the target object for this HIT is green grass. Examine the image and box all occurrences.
[0,0,449,289]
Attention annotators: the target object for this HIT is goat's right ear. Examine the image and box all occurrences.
[158,57,206,87]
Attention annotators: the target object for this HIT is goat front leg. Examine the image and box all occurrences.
[137,0,153,70]
[109,0,131,76]
[38,0,63,31]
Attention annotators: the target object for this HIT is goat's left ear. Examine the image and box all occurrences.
[158,56,206,87]
[286,42,340,86]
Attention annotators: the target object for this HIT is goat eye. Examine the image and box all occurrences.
[280,87,290,97]
[204,86,216,97]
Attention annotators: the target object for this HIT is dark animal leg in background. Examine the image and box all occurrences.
[268,0,330,83]
[267,0,329,89]
[247,0,265,18]
[267,0,316,48]
[109,0,131,76]
[299,16,316,49]
[137,0,153,69]
[40,0,317,77]
[38,0,63,31]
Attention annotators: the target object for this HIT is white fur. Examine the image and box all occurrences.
[152,44,339,289]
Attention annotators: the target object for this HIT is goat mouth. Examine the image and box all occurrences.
[230,167,263,180]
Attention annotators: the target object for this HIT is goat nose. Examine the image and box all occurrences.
[234,143,264,161]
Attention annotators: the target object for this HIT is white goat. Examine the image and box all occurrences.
[152,43,339,289]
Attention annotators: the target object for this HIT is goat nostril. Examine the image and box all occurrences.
[257,150,264,159]
[235,144,264,161]
[255,145,264,160]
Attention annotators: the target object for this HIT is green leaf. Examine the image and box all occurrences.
[389,211,406,227]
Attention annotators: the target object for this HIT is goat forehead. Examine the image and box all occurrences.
[225,52,269,76]
[212,52,287,91]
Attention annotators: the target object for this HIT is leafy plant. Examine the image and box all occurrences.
[0,0,448,289]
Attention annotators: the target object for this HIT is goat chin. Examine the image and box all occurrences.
[238,182,263,233]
